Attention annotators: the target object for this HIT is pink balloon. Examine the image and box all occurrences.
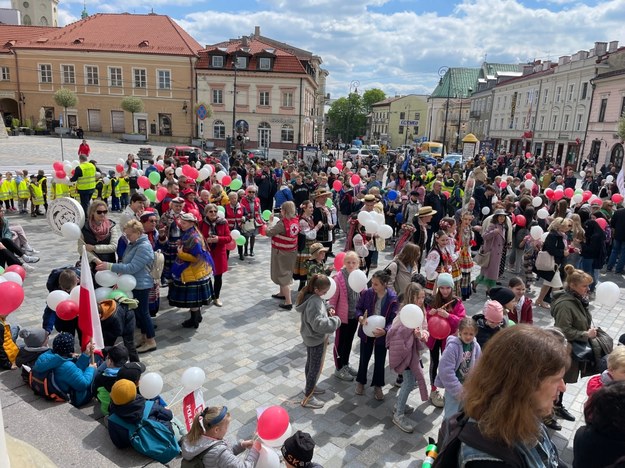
[335,160,344,170]
[564,188,574,199]
[351,174,361,185]
[553,189,564,201]
[187,167,200,180]
[591,198,602,206]
[428,315,451,340]
[116,164,124,173]
[221,175,232,186]
[52,161,64,171]
[612,194,624,204]
[499,181,507,189]
[55,170,66,179]
[226,239,236,251]
[524,173,533,180]
[156,187,168,202]
[332,180,343,191]
[155,164,164,172]
[132,162,138,168]
[0,282,24,315]
[545,188,554,200]
[583,191,592,201]
[515,214,526,227]
[5,264,26,281]
[596,218,607,230]
[182,165,194,177]
[56,300,79,320]
[257,406,290,441]
[137,176,151,189]
[333,252,346,271]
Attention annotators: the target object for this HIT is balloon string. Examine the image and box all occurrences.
[166,386,186,406]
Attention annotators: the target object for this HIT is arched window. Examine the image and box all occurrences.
[611,143,624,169]
[213,119,225,139]
[23,15,32,25]
[281,124,294,143]
[39,16,48,26]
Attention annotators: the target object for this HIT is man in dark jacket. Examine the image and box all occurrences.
[607,206,625,273]
[254,164,276,213]
[424,180,447,250]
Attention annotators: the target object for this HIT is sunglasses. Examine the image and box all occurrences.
[96,210,108,214]
[207,210,217,213]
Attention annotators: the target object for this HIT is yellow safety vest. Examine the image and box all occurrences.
[92,181,103,199]
[102,180,112,199]
[69,184,79,200]
[30,180,44,205]
[117,177,130,195]
[53,181,70,199]
[17,179,30,199]
[77,162,96,191]
[0,181,8,201]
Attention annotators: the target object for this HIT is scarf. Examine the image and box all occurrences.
[89,217,112,242]
[567,288,590,309]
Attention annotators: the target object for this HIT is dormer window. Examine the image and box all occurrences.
[234,56,247,69]
[258,57,272,71]
[211,56,224,68]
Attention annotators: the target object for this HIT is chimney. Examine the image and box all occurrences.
[542,60,551,71]
[523,64,534,75]
[609,40,619,53]
[595,41,608,56]
[254,26,260,37]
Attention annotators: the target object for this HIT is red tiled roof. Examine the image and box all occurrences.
[0,25,57,54]
[7,13,202,56]
[197,36,308,74]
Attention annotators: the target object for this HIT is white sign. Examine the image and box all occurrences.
[46,197,85,236]
[400,120,419,126]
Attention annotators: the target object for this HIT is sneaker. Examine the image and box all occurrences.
[395,375,404,387]
[301,396,324,409]
[355,383,365,395]
[22,254,40,263]
[392,414,414,433]
[313,387,326,395]
[430,389,445,408]
[21,263,35,272]
[346,365,358,377]
[24,245,39,254]
[374,386,384,401]
[334,367,354,382]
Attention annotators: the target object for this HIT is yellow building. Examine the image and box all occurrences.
[369,94,429,149]
[0,13,202,143]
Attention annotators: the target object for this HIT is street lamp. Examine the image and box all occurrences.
[438,66,451,157]
[346,80,360,146]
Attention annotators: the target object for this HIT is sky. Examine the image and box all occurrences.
[2,0,624,99]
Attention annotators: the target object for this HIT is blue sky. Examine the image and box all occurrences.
[2,0,622,98]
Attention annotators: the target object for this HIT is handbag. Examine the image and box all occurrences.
[474,249,490,268]
[535,250,556,271]
[242,219,256,233]
[571,340,594,362]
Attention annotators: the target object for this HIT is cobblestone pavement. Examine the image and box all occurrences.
[1,136,624,467]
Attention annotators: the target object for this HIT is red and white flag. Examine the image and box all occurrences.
[182,389,205,431]
[78,246,105,350]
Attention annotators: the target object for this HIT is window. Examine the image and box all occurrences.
[234,56,247,69]
[563,114,570,130]
[620,96,625,118]
[598,98,608,122]
[281,124,294,142]
[39,64,52,83]
[567,84,574,101]
[133,68,147,88]
[109,67,122,87]
[85,66,98,85]
[212,89,223,104]
[259,91,270,106]
[400,112,406,120]
[62,65,75,84]
[496,96,500,110]
[555,86,561,102]
[539,115,545,130]
[399,125,404,134]
[543,89,549,104]
[414,112,420,120]
[576,114,583,131]
[211,56,224,68]
[551,115,558,130]
[213,120,225,139]
[258,57,271,70]
[581,82,588,100]
[0,67,9,81]
[526,92,530,104]
[157,70,171,90]
[23,15,31,25]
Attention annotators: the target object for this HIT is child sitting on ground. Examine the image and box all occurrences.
[435,317,481,422]
[93,344,129,415]
[42,267,80,337]
[15,328,49,381]
[473,300,506,350]
[0,312,19,371]
[281,430,321,468]
[587,346,625,397]
[508,277,533,324]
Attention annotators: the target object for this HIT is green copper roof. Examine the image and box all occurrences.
[431,67,480,98]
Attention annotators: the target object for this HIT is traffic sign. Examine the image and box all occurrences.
[235,119,249,134]
[400,119,419,126]
[197,104,208,121]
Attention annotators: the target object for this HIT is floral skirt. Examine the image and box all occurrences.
[168,278,212,309]
[293,240,314,280]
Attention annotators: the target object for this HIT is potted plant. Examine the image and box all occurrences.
[23,118,34,135]
[11,118,20,136]
[120,96,147,142]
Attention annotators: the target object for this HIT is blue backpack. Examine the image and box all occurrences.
[109,400,180,464]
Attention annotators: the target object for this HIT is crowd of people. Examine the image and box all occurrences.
[1,140,625,467]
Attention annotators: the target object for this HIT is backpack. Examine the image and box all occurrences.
[108,400,180,464]
[433,412,525,467]
[181,447,213,468]
[28,368,70,402]
[150,250,165,281]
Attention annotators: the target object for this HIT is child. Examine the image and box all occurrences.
[281,431,321,468]
[42,267,81,339]
[118,172,130,210]
[28,174,43,217]
[440,217,461,297]
[386,283,430,433]
[521,225,541,286]
[508,277,533,324]
[426,273,466,408]
[473,300,506,349]
[15,328,49,381]
[435,317,481,421]
[329,251,361,382]
[587,346,625,396]
[180,406,259,467]
[488,286,516,317]
[0,312,19,370]
[296,274,341,409]
[110,171,121,212]
[93,344,130,415]
[305,242,332,280]
[98,298,140,363]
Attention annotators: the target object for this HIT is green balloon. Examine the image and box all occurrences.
[217,206,225,214]
[574,188,583,195]
[229,179,242,190]
[148,171,161,185]
[325,198,333,207]
[0,266,4,275]
[108,290,128,300]
[262,209,272,221]
[235,236,246,246]
[144,189,156,202]
[508,319,516,327]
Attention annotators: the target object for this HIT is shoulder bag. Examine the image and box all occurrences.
[473,248,490,268]
[535,250,555,271]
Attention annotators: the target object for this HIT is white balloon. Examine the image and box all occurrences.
[357,211,371,225]
[606,175,614,183]
[330,167,339,175]
[364,220,379,234]
[95,287,113,302]
[0,276,6,284]
[118,158,126,166]
[378,224,393,239]
[348,269,368,292]
[362,315,386,337]
[61,222,82,241]
[231,229,241,240]
[346,161,353,169]
[139,372,164,400]
[356,246,369,258]
[481,207,490,215]
[137,170,144,177]
[321,277,337,300]
[181,366,206,392]
[69,285,81,304]
[524,179,534,190]
[198,168,211,181]
[360,168,367,177]
[63,162,72,172]
[541,232,549,242]
[205,165,214,177]
[532,196,542,207]
[556,185,564,191]
[579,171,586,179]
[261,423,293,448]
[399,304,425,329]
[571,194,583,204]
[217,211,225,219]
[530,225,544,240]
[71,160,80,169]
[175,167,183,177]
[537,208,549,219]
[117,274,137,292]
[195,161,202,169]
[3,272,22,285]
[372,212,385,225]
[256,444,281,468]
[595,281,620,308]
[216,171,226,183]
[47,290,69,311]
[492,195,498,204]
[103,176,111,185]
[95,270,119,288]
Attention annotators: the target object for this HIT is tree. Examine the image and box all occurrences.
[618,114,625,142]
[362,88,386,113]
[53,88,78,128]
[326,94,367,143]
[120,96,145,133]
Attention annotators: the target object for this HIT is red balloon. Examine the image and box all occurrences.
[500,181,507,189]
[189,167,200,180]
[5,264,26,280]
[258,224,267,236]
[596,218,608,230]
[515,214,526,227]
[582,191,592,201]
[428,315,452,340]
[56,300,79,320]
[335,160,344,169]
[564,188,574,199]
[226,239,236,251]
[351,174,361,185]
[52,161,64,171]
[221,175,232,186]
[182,164,194,177]
[137,176,151,189]
[442,191,450,198]
[156,187,168,202]
[612,193,624,204]
[55,170,66,179]
[332,180,343,191]
[544,188,554,200]
[524,173,533,180]
[132,162,138,168]
[155,164,164,172]
[257,406,290,441]
[0,282,24,315]
[553,189,564,201]
[333,252,346,271]
[116,164,124,173]
[525,152,532,159]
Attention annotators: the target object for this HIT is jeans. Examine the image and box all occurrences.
[443,391,461,421]
[133,288,155,339]
[580,258,598,292]
[78,189,94,215]
[607,239,625,273]
[395,369,416,415]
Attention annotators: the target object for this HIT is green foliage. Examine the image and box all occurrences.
[53,88,78,109]
[326,94,367,143]
[120,96,145,114]
[11,118,20,128]
[362,88,386,112]
[24,118,32,129]
[618,114,625,142]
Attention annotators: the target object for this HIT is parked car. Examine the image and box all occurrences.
[242,148,269,159]
[164,146,211,165]
[440,153,465,168]
[418,152,438,166]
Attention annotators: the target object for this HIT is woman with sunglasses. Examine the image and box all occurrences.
[79,199,119,278]
[201,203,231,307]
[181,405,260,467]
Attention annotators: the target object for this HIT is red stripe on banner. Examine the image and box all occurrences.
[183,389,205,431]
[77,286,93,351]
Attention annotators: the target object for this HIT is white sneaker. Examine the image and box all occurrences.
[393,414,414,433]
[301,396,324,409]
[430,389,445,408]
[22,263,35,272]
[24,245,40,254]
[334,367,354,382]
[22,255,40,263]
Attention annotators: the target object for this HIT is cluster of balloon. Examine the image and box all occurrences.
[46,285,81,320]
[230,229,246,246]
[0,265,26,316]
[357,211,393,240]
[257,405,292,468]
[93,271,137,301]
[595,282,621,308]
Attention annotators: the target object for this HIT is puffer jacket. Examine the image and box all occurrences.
[180,436,259,468]
[111,234,154,290]
[32,349,95,406]
[0,318,18,369]
[355,288,399,347]
[434,335,481,400]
